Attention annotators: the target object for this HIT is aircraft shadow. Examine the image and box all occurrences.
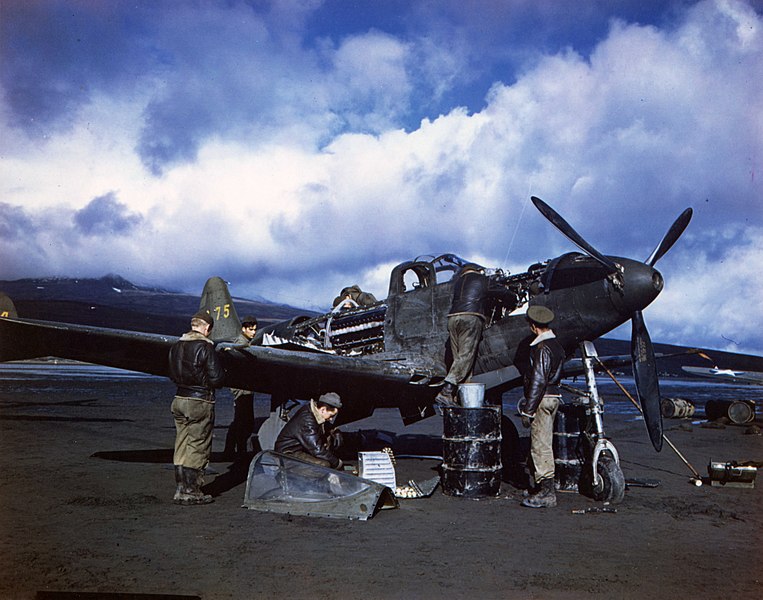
[0,414,131,423]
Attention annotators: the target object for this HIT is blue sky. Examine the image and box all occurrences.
[1,0,761,356]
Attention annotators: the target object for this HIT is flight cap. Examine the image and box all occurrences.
[527,305,555,325]
[192,311,214,328]
[241,315,258,327]
[318,392,342,409]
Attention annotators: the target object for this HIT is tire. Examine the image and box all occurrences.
[591,454,625,505]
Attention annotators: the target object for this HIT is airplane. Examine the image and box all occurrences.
[0,197,692,459]
[681,365,763,385]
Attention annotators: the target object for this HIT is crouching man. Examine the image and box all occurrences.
[274,392,344,470]
[168,311,225,505]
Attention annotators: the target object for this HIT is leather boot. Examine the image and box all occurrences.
[174,467,214,505]
[435,382,458,407]
[521,478,557,508]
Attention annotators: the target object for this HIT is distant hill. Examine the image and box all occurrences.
[0,275,316,336]
[2,275,761,376]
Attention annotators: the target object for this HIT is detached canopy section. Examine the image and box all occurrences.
[243,451,398,520]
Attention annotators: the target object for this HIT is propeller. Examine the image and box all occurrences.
[532,197,693,452]
[646,207,693,267]
[531,196,619,274]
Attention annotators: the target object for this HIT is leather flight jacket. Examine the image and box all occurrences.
[522,336,565,416]
[448,271,517,318]
[274,403,341,468]
[168,331,226,400]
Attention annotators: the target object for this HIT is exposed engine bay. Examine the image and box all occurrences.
[260,254,547,356]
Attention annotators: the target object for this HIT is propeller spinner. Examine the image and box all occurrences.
[531,196,692,452]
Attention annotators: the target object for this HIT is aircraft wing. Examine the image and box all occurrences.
[681,365,763,385]
[0,317,175,376]
[0,316,437,415]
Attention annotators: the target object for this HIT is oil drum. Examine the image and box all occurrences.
[704,399,756,424]
[661,397,696,419]
[441,406,502,497]
[552,403,588,492]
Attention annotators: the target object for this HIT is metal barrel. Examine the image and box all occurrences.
[704,399,756,424]
[661,397,696,419]
[552,403,587,491]
[441,406,502,498]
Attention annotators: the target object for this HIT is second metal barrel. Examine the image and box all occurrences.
[705,399,756,424]
[553,403,587,491]
[441,406,502,498]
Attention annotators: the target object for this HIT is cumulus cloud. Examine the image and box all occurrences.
[0,0,761,354]
[73,193,143,236]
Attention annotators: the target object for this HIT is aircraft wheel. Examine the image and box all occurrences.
[591,454,625,505]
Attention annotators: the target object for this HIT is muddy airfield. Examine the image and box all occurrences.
[1,365,761,600]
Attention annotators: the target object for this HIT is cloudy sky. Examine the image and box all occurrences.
[1,0,761,355]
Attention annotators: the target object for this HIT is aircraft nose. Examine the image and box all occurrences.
[614,258,663,315]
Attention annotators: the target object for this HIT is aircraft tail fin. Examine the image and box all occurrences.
[199,277,241,342]
[0,292,19,319]
[0,292,42,362]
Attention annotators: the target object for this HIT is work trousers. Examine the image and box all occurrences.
[171,395,215,470]
[225,391,255,455]
[530,395,561,484]
[445,314,484,385]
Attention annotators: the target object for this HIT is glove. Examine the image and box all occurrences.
[521,415,532,429]
[328,429,343,450]
[517,398,534,419]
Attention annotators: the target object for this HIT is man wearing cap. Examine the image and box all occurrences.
[224,315,258,459]
[436,263,516,406]
[274,392,344,470]
[168,311,226,505]
[518,305,566,508]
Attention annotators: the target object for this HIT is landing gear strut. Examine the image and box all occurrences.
[575,341,625,504]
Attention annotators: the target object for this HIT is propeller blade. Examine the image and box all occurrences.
[646,207,693,267]
[531,196,619,274]
[631,310,663,451]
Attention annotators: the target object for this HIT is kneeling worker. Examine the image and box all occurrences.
[274,392,344,470]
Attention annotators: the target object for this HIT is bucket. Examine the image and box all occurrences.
[441,406,502,498]
[661,397,696,419]
[705,399,755,424]
[553,403,587,492]
[458,383,485,408]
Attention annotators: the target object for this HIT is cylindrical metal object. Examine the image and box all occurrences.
[458,382,485,408]
[553,403,587,492]
[705,399,755,424]
[661,397,696,419]
[441,406,502,498]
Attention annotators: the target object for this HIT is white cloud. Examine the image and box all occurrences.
[1,0,761,355]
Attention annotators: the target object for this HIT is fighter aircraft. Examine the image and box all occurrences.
[0,197,692,455]
[681,365,763,385]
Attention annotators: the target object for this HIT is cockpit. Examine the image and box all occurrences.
[388,253,480,296]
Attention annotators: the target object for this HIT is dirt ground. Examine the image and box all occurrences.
[1,372,762,599]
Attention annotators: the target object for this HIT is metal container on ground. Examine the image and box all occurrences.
[661,397,696,419]
[458,382,485,408]
[704,399,756,424]
[553,403,587,491]
[441,405,502,497]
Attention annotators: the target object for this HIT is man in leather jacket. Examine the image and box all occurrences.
[435,263,515,406]
[274,392,343,469]
[168,311,226,505]
[518,305,565,508]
